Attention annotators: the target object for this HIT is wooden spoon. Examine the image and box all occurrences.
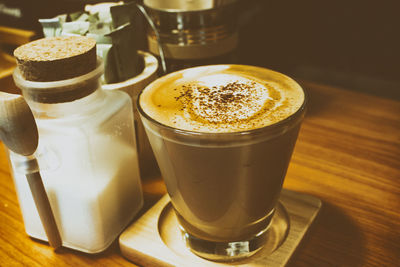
[0,91,62,249]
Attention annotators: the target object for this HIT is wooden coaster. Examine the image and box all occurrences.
[119,189,321,266]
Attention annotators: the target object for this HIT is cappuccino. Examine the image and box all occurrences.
[138,65,306,261]
[139,65,304,133]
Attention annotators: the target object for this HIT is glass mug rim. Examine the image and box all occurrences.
[137,64,307,143]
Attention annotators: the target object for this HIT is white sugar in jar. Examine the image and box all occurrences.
[9,37,143,253]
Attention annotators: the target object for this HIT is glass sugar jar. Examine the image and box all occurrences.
[10,40,143,253]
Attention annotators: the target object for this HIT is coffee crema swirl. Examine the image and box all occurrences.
[140,65,305,133]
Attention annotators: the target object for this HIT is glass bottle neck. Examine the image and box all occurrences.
[26,88,106,119]
[13,58,105,119]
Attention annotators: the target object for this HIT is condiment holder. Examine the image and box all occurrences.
[102,50,159,178]
[8,36,143,253]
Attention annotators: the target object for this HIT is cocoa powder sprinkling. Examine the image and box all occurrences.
[174,80,274,130]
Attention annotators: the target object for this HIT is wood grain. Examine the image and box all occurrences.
[0,81,399,266]
[0,26,35,46]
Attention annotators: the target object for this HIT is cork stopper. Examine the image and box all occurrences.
[14,36,97,82]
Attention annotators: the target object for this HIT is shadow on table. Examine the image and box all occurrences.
[288,202,366,267]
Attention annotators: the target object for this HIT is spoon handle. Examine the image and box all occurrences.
[26,171,62,249]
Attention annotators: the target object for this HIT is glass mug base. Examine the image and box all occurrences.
[179,224,269,262]
[177,211,274,262]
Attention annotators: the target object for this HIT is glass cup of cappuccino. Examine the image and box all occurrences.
[137,65,306,261]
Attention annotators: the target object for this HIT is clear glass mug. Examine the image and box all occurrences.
[137,65,306,261]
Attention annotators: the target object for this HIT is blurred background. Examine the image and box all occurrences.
[0,0,399,99]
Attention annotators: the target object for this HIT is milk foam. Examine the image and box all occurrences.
[139,65,305,133]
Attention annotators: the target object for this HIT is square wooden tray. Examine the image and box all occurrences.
[120,189,321,267]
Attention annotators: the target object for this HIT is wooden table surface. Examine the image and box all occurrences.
[0,81,399,266]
